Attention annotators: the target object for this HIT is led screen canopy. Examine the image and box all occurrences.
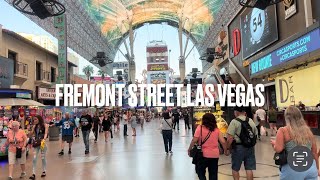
[81,0,224,47]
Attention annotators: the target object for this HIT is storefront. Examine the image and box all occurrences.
[249,25,320,133]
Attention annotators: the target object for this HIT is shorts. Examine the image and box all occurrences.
[8,150,26,165]
[231,145,256,171]
[62,135,73,143]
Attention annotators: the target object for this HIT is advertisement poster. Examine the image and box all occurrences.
[192,106,214,135]
[192,105,228,136]
[275,65,320,107]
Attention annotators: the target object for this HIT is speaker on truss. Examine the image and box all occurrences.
[239,0,283,10]
[98,59,106,67]
[13,0,66,19]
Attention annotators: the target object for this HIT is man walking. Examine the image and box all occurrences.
[183,110,190,130]
[123,111,128,136]
[54,112,75,155]
[256,107,267,136]
[227,106,258,180]
[172,110,181,130]
[79,110,93,154]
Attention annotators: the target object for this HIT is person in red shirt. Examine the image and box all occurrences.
[188,113,228,180]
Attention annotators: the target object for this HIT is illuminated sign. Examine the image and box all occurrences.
[233,29,241,56]
[251,28,320,75]
[147,64,169,71]
[16,93,31,99]
[241,5,278,60]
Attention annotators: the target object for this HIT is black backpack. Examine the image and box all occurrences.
[235,117,257,148]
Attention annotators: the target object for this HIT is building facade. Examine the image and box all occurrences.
[0,25,77,105]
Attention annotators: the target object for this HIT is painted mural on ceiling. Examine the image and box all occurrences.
[81,0,225,47]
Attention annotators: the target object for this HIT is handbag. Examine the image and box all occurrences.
[32,139,42,148]
[190,126,212,165]
[16,147,22,159]
[13,132,22,158]
[33,126,42,148]
[274,150,287,165]
[273,128,287,166]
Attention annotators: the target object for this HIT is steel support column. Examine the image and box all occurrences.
[178,19,185,80]
[128,22,135,82]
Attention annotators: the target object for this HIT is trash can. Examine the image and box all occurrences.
[49,126,60,141]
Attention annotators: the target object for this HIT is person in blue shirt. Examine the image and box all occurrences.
[54,112,75,155]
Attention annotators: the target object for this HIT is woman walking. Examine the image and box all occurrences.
[1,121,28,180]
[102,113,112,142]
[271,106,318,180]
[131,112,137,136]
[268,106,278,136]
[188,113,228,180]
[29,115,49,180]
[161,112,173,154]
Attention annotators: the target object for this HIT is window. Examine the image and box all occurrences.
[36,61,42,80]
[8,50,17,73]
[51,67,56,82]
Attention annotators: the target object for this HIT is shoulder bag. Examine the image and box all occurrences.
[273,128,287,166]
[190,126,212,165]
[14,131,22,159]
[32,126,42,148]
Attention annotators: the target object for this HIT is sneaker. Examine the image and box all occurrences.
[41,172,46,177]
[68,150,71,154]
[169,151,173,154]
[85,150,89,154]
[58,151,64,155]
[20,172,26,178]
[29,174,35,180]
[8,177,13,180]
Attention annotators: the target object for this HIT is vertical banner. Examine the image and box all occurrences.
[54,14,68,84]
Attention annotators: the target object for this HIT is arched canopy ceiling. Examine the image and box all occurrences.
[80,0,225,48]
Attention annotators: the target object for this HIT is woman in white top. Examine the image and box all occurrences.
[161,112,173,154]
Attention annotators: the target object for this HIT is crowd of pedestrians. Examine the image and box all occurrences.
[1,105,320,180]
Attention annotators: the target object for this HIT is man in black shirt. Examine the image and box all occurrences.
[79,110,93,154]
[183,111,190,130]
[172,110,181,130]
[92,112,100,143]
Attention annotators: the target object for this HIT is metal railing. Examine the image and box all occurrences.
[15,62,28,77]
[36,69,51,82]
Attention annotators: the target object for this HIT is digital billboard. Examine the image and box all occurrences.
[250,28,320,75]
[240,5,278,60]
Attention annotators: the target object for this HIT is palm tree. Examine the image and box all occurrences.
[97,69,105,83]
[82,65,94,80]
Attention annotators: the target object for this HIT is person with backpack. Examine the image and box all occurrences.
[226,106,258,180]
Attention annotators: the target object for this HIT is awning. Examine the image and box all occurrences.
[0,98,45,106]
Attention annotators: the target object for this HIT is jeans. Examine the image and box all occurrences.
[197,158,219,180]
[109,129,113,138]
[256,124,261,137]
[173,119,179,130]
[162,130,172,152]
[82,130,90,151]
[124,124,128,136]
[184,119,190,129]
[32,146,47,174]
[280,159,318,180]
[93,127,98,141]
[231,145,256,171]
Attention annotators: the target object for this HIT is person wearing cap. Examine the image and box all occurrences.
[226,106,258,180]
